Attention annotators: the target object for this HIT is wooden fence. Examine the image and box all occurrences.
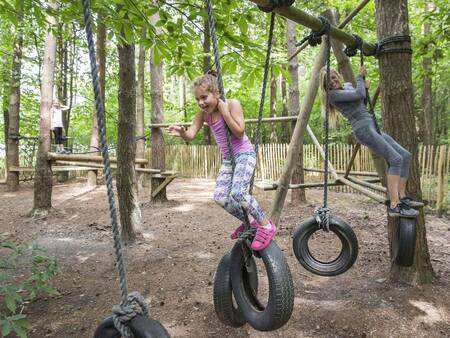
[161,143,449,210]
[1,143,448,211]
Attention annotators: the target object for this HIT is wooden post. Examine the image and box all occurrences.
[436,145,447,216]
[269,41,328,225]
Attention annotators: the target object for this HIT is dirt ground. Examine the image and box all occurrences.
[1,177,449,338]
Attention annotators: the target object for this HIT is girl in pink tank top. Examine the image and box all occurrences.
[167,72,276,251]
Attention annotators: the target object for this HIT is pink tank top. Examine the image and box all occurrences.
[207,114,253,159]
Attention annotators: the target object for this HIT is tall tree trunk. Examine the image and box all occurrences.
[150,9,167,202]
[280,75,290,143]
[269,66,278,143]
[202,13,212,145]
[180,75,187,122]
[6,25,23,191]
[136,29,146,189]
[117,41,141,244]
[2,65,11,172]
[32,2,58,218]
[87,17,106,186]
[56,26,69,182]
[375,0,434,284]
[286,19,306,203]
[421,2,433,145]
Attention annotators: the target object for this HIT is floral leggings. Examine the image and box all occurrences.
[213,151,266,223]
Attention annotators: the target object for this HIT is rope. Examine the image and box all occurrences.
[82,1,148,336]
[296,16,330,47]
[258,0,295,13]
[113,292,149,337]
[322,17,331,231]
[375,35,412,56]
[250,12,275,194]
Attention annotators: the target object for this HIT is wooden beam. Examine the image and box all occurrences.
[346,176,387,193]
[259,177,381,191]
[304,167,379,177]
[53,160,160,173]
[48,153,148,165]
[249,1,377,55]
[289,0,371,61]
[151,174,177,198]
[337,176,386,203]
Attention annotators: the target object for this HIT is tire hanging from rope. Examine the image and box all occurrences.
[205,0,294,331]
[292,16,358,277]
[81,1,170,337]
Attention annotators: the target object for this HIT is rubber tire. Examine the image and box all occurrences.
[292,216,358,276]
[392,217,416,267]
[93,315,170,338]
[213,252,258,327]
[230,241,294,331]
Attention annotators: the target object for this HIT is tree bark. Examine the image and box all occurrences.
[136,29,146,189]
[150,10,167,202]
[286,19,306,203]
[6,24,23,191]
[56,26,69,183]
[269,66,278,143]
[87,16,106,187]
[32,1,58,218]
[375,0,435,284]
[420,2,433,145]
[117,41,141,244]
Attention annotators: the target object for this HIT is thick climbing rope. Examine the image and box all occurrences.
[375,35,412,56]
[314,17,332,232]
[250,12,275,194]
[82,1,149,337]
[296,16,331,48]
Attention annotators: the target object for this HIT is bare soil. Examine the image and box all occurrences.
[1,178,449,338]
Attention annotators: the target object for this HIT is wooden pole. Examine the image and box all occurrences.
[249,0,377,55]
[346,176,387,193]
[48,152,148,165]
[260,177,381,191]
[304,168,379,177]
[289,0,372,61]
[53,160,160,173]
[269,33,328,225]
[436,145,446,216]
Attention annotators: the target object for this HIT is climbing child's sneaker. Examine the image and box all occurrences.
[251,220,277,251]
[388,202,419,218]
[230,220,259,240]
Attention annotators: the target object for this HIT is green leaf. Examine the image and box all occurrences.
[238,17,248,35]
[1,321,12,337]
[5,292,17,313]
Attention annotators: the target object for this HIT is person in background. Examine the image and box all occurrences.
[50,99,69,154]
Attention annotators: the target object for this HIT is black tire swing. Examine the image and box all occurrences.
[292,19,358,277]
[206,0,294,331]
[82,1,170,337]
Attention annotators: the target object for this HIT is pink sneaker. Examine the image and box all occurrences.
[251,220,277,251]
[230,220,259,240]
